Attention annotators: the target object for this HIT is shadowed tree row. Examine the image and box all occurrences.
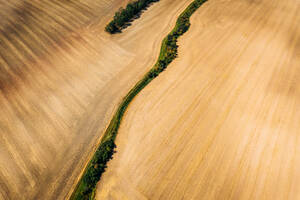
[105,0,159,33]
[71,0,208,199]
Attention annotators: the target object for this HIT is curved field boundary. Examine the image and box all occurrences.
[70,0,207,199]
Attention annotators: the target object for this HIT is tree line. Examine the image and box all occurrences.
[105,0,159,33]
[148,0,208,78]
[71,0,208,199]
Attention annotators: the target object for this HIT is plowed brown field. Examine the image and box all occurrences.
[96,0,300,199]
[0,0,194,199]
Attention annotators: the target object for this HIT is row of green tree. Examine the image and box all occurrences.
[105,0,159,33]
[149,0,208,78]
[71,0,208,199]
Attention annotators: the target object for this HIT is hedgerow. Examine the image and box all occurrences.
[105,0,160,33]
[71,0,207,199]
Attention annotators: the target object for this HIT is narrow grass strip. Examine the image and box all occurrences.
[70,0,207,199]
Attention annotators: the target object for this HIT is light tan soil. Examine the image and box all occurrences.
[0,0,192,199]
[96,0,300,199]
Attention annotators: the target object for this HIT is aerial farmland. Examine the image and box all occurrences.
[0,0,299,200]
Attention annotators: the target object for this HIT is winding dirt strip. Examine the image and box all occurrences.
[96,0,300,199]
[0,0,194,199]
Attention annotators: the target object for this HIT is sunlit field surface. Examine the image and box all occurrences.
[97,0,300,199]
[0,0,193,199]
[0,1,130,199]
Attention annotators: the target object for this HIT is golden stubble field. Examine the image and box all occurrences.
[0,0,195,199]
[97,0,300,199]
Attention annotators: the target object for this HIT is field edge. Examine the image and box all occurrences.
[70,0,208,199]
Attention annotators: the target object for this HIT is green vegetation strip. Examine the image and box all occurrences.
[105,0,160,34]
[71,0,207,199]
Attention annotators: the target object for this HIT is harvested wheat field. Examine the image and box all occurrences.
[97,0,300,199]
[0,0,195,199]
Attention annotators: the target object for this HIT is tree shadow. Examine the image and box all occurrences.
[108,0,161,34]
